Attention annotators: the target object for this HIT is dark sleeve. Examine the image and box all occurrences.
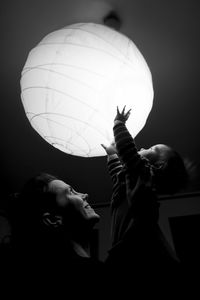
[107,155,122,185]
[107,154,125,203]
[113,121,143,179]
[113,122,155,214]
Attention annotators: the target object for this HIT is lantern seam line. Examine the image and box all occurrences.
[37,42,136,71]
[21,66,103,92]
[27,112,110,140]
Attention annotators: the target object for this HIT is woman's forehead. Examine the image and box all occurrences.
[48,179,70,193]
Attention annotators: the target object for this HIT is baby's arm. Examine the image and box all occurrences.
[101,141,117,156]
[101,142,122,186]
[113,106,141,173]
[113,107,152,208]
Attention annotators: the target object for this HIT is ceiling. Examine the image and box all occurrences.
[1,0,200,205]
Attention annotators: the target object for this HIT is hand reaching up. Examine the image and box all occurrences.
[114,105,131,123]
[101,141,117,155]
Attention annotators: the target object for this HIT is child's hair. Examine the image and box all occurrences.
[152,150,189,195]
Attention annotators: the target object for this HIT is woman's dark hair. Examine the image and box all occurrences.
[9,173,60,242]
[5,173,75,258]
[19,172,59,214]
[21,172,57,193]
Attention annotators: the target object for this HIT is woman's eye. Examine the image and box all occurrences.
[70,187,77,194]
[67,187,73,194]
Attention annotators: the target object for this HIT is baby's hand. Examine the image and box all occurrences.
[101,141,117,155]
[114,105,131,123]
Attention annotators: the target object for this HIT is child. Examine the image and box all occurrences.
[101,106,189,292]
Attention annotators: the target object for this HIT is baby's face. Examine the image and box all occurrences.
[138,144,172,164]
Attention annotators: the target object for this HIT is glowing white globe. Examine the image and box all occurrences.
[20,23,153,157]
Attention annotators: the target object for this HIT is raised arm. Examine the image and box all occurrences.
[101,142,122,186]
[113,106,155,211]
[113,106,143,177]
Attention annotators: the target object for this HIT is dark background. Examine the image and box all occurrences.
[1,0,200,205]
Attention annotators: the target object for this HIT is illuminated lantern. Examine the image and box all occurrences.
[20,23,153,157]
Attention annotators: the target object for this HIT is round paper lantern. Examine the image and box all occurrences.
[20,23,153,157]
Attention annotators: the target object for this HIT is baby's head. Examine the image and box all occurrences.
[139,144,189,195]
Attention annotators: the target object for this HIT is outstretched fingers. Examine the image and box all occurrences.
[101,143,106,150]
[122,105,126,114]
[125,108,131,118]
[117,105,130,116]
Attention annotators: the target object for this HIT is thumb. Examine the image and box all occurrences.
[101,144,106,150]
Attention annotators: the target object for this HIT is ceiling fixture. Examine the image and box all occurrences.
[20,22,153,157]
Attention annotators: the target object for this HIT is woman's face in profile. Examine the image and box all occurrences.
[48,180,100,224]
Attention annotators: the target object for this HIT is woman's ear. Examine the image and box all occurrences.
[42,212,63,228]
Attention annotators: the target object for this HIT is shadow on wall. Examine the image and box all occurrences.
[169,214,200,269]
[95,192,200,262]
